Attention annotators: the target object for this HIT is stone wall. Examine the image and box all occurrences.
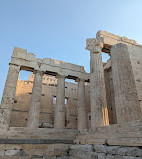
[0,143,70,159]
[69,144,142,159]
[0,144,141,158]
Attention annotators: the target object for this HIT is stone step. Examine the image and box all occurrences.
[107,137,142,146]
[7,132,77,139]
[9,127,78,134]
[84,122,142,135]
[77,132,142,143]
[0,139,74,144]
[77,136,142,146]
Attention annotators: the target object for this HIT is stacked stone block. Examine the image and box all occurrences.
[0,144,141,158]
[0,144,70,159]
[69,145,142,159]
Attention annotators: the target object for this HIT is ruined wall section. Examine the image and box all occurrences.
[0,144,141,158]
[69,145,142,159]
[6,47,90,129]
[10,48,118,128]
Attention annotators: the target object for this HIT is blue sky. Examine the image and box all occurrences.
[0,0,142,101]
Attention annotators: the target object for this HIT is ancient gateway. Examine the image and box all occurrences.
[0,31,142,158]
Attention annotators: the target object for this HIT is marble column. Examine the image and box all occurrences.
[76,78,87,130]
[27,71,43,128]
[111,43,142,124]
[86,38,108,130]
[54,74,65,129]
[0,64,20,130]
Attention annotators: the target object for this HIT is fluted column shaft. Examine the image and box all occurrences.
[54,74,65,129]
[27,71,43,128]
[77,78,87,130]
[0,64,20,130]
[86,39,108,130]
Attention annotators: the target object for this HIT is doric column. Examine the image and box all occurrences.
[76,78,87,130]
[86,38,108,130]
[0,64,20,130]
[54,74,65,129]
[27,71,43,128]
[111,43,142,124]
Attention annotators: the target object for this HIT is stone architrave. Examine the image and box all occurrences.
[0,64,20,130]
[27,71,43,128]
[86,38,109,130]
[76,78,87,130]
[111,43,142,123]
[54,74,66,129]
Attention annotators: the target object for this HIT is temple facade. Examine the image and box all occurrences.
[0,31,142,158]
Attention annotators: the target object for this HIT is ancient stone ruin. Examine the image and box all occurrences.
[0,30,142,158]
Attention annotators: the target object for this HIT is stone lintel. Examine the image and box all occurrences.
[9,63,21,68]
[10,47,90,81]
[96,30,142,54]
[33,70,44,75]
[56,74,66,79]
[75,78,85,83]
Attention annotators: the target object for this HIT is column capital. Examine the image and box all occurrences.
[33,70,44,75]
[9,63,21,69]
[86,38,103,53]
[76,78,85,83]
[56,74,66,79]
